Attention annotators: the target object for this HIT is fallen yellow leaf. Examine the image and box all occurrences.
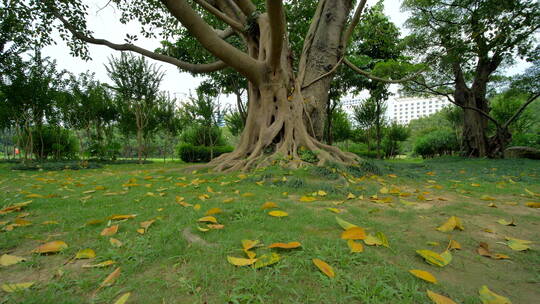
[0,254,26,267]
[326,207,341,213]
[481,195,496,201]
[109,214,136,221]
[427,290,457,304]
[268,242,301,249]
[409,269,437,284]
[335,216,358,230]
[205,208,222,215]
[110,238,123,247]
[312,258,335,278]
[82,260,115,268]
[268,210,288,217]
[100,267,121,287]
[227,256,257,266]
[416,249,448,267]
[261,202,278,210]
[253,253,280,269]
[364,234,383,246]
[347,240,363,253]
[341,227,366,240]
[497,218,516,226]
[525,202,540,208]
[100,225,119,236]
[1,282,34,293]
[75,248,96,259]
[198,216,218,223]
[448,239,461,251]
[478,285,511,304]
[33,241,68,254]
[299,196,317,202]
[113,292,131,304]
[436,216,464,232]
[241,240,260,251]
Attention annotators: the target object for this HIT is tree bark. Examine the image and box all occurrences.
[300,0,353,141]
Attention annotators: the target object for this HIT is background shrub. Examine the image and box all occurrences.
[176,143,233,162]
[413,129,459,158]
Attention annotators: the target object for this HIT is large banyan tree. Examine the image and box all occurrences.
[19,0,416,171]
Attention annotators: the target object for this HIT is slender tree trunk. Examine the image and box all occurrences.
[376,103,381,159]
[135,111,143,164]
[366,128,371,152]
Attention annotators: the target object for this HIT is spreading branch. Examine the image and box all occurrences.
[233,0,256,16]
[411,79,502,128]
[301,57,343,89]
[193,0,245,31]
[344,58,426,84]
[52,11,227,74]
[341,0,368,49]
[266,0,286,71]
[215,26,235,39]
[160,0,263,83]
[503,92,540,129]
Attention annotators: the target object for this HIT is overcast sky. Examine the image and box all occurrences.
[41,0,530,107]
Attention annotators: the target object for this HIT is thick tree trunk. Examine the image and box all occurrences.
[202,6,358,172]
[300,0,353,141]
[208,70,358,172]
[462,108,488,157]
[488,127,511,158]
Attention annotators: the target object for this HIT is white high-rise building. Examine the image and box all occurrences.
[390,96,451,125]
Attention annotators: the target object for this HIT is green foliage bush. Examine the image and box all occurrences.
[20,125,79,160]
[413,129,459,158]
[298,147,319,163]
[341,142,378,158]
[224,111,245,137]
[88,140,122,160]
[176,143,233,163]
[511,133,540,149]
[180,125,226,147]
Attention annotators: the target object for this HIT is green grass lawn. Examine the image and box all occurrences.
[0,157,539,303]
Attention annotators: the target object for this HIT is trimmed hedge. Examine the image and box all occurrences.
[176,143,233,163]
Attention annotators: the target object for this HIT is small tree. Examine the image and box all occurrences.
[353,96,387,158]
[106,53,164,164]
[383,122,409,158]
[325,107,351,145]
[180,91,226,159]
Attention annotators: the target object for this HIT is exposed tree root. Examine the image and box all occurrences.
[207,82,360,172]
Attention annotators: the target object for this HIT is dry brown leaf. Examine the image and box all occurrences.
[100,267,121,288]
[100,225,119,236]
